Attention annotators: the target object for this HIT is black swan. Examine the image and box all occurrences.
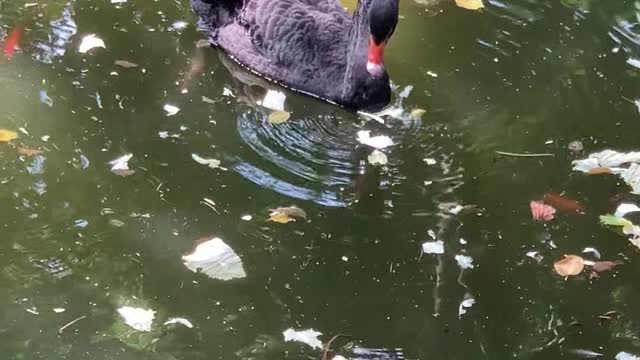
[191,0,399,110]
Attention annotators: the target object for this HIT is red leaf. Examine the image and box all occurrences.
[543,192,585,215]
[530,200,556,221]
[3,26,22,59]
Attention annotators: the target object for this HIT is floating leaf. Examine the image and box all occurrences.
[182,237,246,280]
[455,254,474,269]
[163,318,194,328]
[530,200,556,221]
[410,108,427,120]
[268,206,306,223]
[17,146,42,157]
[622,163,640,194]
[191,153,222,169]
[553,255,585,277]
[543,193,585,214]
[260,90,286,111]
[422,240,444,254]
[114,60,138,68]
[357,130,393,149]
[455,0,484,10]
[615,203,640,218]
[367,149,388,166]
[0,129,18,142]
[117,306,155,332]
[587,167,613,175]
[268,110,290,124]
[109,153,134,176]
[599,214,633,228]
[163,104,180,116]
[78,34,105,53]
[458,297,475,317]
[283,328,323,350]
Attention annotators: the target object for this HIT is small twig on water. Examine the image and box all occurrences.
[58,315,87,334]
[322,334,350,360]
[495,151,554,158]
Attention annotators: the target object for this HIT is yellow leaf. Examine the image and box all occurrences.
[455,0,484,10]
[0,129,18,142]
[268,111,291,124]
[269,212,295,224]
[410,108,427,120]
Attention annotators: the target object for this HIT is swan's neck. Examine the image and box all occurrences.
[341,0,372,97]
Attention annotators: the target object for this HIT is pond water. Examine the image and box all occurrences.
[2,0,640,359]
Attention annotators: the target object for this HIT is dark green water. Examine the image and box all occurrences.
[2,0,640,359]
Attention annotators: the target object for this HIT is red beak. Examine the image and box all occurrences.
[366,37,385,77]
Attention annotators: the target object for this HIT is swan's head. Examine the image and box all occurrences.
[366,0,399,78]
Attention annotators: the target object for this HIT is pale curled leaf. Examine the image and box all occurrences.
[268,110,291,124]
[182,237,246,280]
[455,0,484,10]
[553,255,585,277]
[191,153,222,169]
[268,206,306,223]
[78,34,105,53]
[117,306,155,332]
[163,317,194,328]
[282,328,323,350]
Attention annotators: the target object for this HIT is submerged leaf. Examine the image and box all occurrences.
[455,0,484,10]
[17,146,42,157]
[543,193,585,214]
[0,129,18,142]
[182,237,246,280]
[530,200,556,221]
[268,206,306,223]
[553,255,585,277]
[592,260,622,273]
[268,110,291,124]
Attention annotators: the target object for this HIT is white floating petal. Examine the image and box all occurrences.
[357,130,393,149]
[79,34,105,54]
[117,306,155,332]
[422,240,444,254]
[283,328,323,350]
[163,104,180,116]
[182,238,246,280]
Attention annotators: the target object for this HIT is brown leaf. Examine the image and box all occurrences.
[587,167,613,175]
[17,146,42,157]
[530,200,556,221]
[112,169,135,177]
[553,254,585,277]
[592,260,622,273]
[543,192,585,214]
[268,212,296,224]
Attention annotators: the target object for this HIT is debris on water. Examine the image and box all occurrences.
[58,315,87,334]
[553,255,585,277]
[283,328,323,350]
[455,0,484,10]
[409,108,426,120]
[423,158,436,166]
[39,90,53,107]
[367,150,388,166]
[17,146,43,157]
[182,237,246,280]
[268,110,291,124]
[599,214,640,248]
[74,219,89,228]
[616,352,640,360]
[0,129,18,142]
[109,153,135,176]
[115,60,138,68]
[26,308,39,315]
[259,89,286,111]
[41,135,50,142]
[615,203,640,218]
[53,308,66,313]
[455,254,474,269]
[163,317,194,328]
[458,297,475,317]
[158,131,180,139]
[341,256,349,262]
[568,140,584,154]
[582,247,601,259]
[357,111,385,124]
[3,26,21,59]
[169,20,189,31]
[31,257,72,278]
[530,200,556,221]
[568,349,603,358]
[543,193,585,214]
[427,229,436,240]
[78,34,105,53]
[163,104,180,116]
[109,219,125,227]
[269,206,307,223]
[223,88,234,97]
[202,95,216,104]
[422,240,444,254]
[357,131,393,149]
[241,214,252,221]
[191,153,224,169]
[572,150,640,195]
[117,306,155,332]
[526,251,543,263]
